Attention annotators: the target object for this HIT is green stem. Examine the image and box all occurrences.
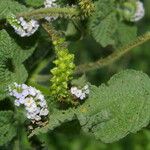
[75,32,150,74]
[17,7,80,20]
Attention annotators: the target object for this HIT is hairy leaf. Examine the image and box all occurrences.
[30,70,150,143]
[89,0,138,48]
[88,0,117,47]
[0,111,16,146]
[77,70,150,143]
[115,23,137,47]
[0,30,36,100]
[0,0,28,19]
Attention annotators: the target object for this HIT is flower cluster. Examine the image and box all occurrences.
[70,85,90,100]
[44,0,58,21]
[130,1,145,22]
[9,83,49,122]
[7,15,39,37]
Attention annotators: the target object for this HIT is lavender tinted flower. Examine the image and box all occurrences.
[70,84,90,100]
[44,0,58,21]
[8,83,49,122]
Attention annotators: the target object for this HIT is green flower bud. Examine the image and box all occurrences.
[50,39,75,101]
[78,0,95,17]
[7,14,21,28]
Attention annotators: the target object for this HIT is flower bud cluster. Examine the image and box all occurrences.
[70,84,89,100]
[44,0,58,21]
[9,83,49,122]
[130,1,145,22]
[78,0,94,17]
[7,15,39,37]
[50,43,75,100]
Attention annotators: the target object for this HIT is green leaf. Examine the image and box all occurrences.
[0,0,28,19]
[77,70,150,143]
[0,111,16,146]
[114,22,137,47]
[0,30,36,100]
[71,74,88,88]
[88,0,138,48]
[88,0,117,47]
[30,70,150,143]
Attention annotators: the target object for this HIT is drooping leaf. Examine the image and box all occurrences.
[30,70,150,143]
[0,0,29,19]
[0,111,16,146]
[0,30,36,100]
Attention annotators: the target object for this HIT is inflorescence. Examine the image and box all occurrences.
[50,48,75,100]
[7,15,39,37]
[130,0,145,22]
[9,83,49,122]
[70,84,90,100]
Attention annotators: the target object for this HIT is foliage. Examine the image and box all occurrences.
[88,0,137,47]
[0,111,16,146]
[29,70,150,143]
[0,30,36,100]
[0,0,28,19]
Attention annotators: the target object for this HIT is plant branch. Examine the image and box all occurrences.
[75,32,150,74]
[17,7,80,20]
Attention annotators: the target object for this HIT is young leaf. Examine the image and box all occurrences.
[0,111,16,146]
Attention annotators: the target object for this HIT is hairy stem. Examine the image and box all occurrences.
[17,7,80,20]
[75,32,150,74]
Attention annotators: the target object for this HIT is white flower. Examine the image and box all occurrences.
[11,17,39,37]
[28,87,37,96]
[22,84,28,90]
[80,93,86,100]
[75,89,83,98]
[14,99,21,106]
[34,115,41,121]
[24,97,35,107]
[70,87,78,95]
[40,108,49,116]
[130,1,145,22]
[9,83,49,122]
[44,0,58,21]
[70,84,90,100]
